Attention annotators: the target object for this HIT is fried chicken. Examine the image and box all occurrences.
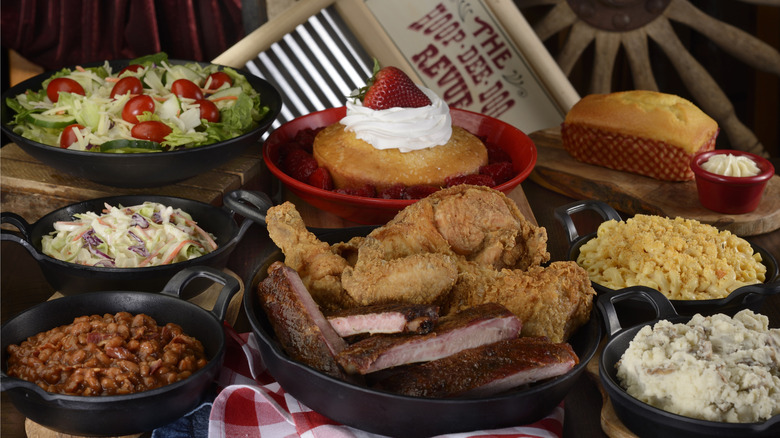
[265,201,354,311]
[264,185,594,341]
[448,260,595,343]
[341,185,550,306]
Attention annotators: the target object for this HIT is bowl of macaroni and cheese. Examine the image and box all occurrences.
[596,287,780,438]
[554,200,780,317]
[691,149,774,214]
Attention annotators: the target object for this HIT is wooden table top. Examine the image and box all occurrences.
[2,138,779,438]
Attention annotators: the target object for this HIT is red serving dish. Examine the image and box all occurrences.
[263,107,537,224]
[690,149,774,214]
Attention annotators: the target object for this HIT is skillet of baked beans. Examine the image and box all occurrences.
[6,311,208,396]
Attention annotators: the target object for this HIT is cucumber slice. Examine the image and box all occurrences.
[98,139,163,153]
[164,65,202,87]
[27,113,77,129]
[208,86,242,100]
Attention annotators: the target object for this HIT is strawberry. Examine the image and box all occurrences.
[485,142,511,164]
[404,185,439,199]
[282,149,318,182]
[351,60,431,110]
[294,127,323,153]
[308,167,333,190]
[479,162,514,185]
[445,174,496,188]
[379,184,406,199]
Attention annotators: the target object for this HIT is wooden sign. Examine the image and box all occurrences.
[213,0,579,133]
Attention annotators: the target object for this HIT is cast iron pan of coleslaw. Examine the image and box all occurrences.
[554,200,780,319]
[1,194,254,295]
[0,58,281,188]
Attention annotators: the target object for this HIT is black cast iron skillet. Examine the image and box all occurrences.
[597,287,780,438]
[234,206,602,438]
[1,194,253,295]
[555,200,780,319]
[0,266,240,437]
[0,59,282,188]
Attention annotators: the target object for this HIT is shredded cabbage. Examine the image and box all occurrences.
[6,52,269,151]
[41,202,218,268]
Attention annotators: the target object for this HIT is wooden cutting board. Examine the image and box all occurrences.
[0,142,269,224]
[528,127,780,236]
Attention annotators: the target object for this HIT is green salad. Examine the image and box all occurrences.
[5,52,270,152]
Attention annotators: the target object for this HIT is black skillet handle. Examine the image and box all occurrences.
[223,190,273,227]
[553,200,623,247]
[1,212,33,240]
[0,374,60,401]
[160,266,241,323]
[596,286,679,337]
[0,212,42,260]
[716,282,780,305]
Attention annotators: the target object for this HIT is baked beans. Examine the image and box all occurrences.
[6,312,208,396]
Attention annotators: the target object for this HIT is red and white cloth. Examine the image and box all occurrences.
[208,324,565,438]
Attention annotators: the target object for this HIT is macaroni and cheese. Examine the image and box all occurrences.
[577,215,765,300]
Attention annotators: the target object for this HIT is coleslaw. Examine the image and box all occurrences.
[5,52,269,152]
[41,201,218,268]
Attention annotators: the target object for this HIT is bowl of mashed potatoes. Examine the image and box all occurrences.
[597,287,780,438]
[691,149,774,214]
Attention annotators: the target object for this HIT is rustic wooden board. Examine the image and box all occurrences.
[529,127,780,236]
[1,142,267,224]
[586,343,638,438]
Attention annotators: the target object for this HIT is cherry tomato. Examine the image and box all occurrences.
[59,124,86,149]
[122,95,155,123]
[204,71,232,91]
[171,79,203,100]
[119,64,143,75]
[131,121,172,143]
[46,78,85,103]
[110,76,144,99]
[196,99,220,123]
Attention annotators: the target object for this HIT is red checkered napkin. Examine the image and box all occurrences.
[209,325,565,438]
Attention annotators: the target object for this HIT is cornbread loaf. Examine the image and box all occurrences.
[313,124,488,190]
[561,90,719,181]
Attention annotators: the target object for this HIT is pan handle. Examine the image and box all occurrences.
[161,266,241,323]
[223,190,273,227]
[1,212,33,241]
[553,200,622,246]
[596,286,679,337]
[1,213,43,261]
[715,282,780,306]
[1,373,61,401]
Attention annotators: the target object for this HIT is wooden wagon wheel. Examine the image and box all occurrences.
[516,0,780,157]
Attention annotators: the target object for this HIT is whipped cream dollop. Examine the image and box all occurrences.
[701,153,761,177]
[340,86,452,153]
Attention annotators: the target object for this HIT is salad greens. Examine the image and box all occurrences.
[6,52,270,152]
[41,201,218,268]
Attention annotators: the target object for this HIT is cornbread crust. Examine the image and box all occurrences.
[564,90,718,153]
[313,124,488,190]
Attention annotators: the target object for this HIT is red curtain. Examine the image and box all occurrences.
[1,0,246,70]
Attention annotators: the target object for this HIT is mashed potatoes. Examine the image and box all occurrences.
[577,215,766,300]
[616,310,780,423]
